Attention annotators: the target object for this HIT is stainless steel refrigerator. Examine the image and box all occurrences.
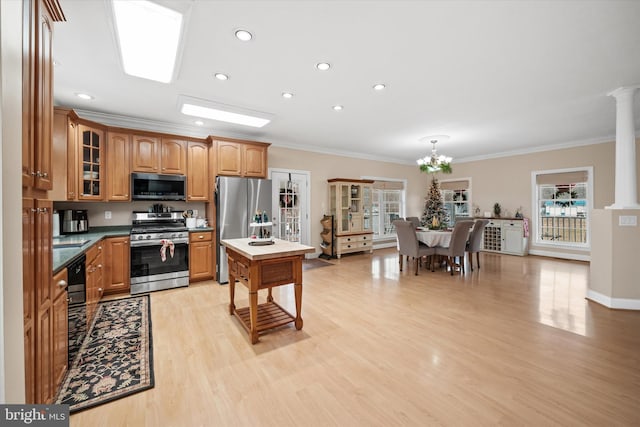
[215,176,272,284]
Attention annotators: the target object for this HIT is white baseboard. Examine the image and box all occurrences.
[373,241,397,250]
[586,289,640,310]
[528,249,590,262]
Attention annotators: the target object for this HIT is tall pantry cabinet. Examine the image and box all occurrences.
[22,0,66,403]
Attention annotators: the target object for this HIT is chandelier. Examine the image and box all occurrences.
[416,135,453,174]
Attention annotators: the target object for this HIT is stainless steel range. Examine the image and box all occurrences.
[130,211,189,295]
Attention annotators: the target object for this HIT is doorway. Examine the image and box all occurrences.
[269,169,310,245]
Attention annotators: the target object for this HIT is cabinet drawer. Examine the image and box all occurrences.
[339,240,370,251]
[85,241,103,263]
[190,231,212,242]
[336,233,372,244]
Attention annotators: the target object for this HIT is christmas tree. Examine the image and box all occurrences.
[422,177,449,229]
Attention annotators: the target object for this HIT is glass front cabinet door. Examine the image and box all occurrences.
[78,124,104,200]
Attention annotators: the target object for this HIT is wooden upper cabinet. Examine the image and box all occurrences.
[216,139,269,178]
[132,135,186,174]
[51,108,78,201]
[244,144,268,177]
[131,135,160,173]
[161,138,187,174]
[106,132,131,201]
[23,0,64,191]
[187,141,209,201]
[217,141,242,176]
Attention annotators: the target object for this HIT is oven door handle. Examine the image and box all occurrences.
[130,238,189,247]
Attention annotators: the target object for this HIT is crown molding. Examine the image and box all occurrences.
[453,135,619,164]
[72,108,263,141]
[69,108,636,167]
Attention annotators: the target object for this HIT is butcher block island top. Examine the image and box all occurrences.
[220,238,315,344]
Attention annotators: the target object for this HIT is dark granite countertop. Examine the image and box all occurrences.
[188,227,214,232]
[52,226,131,274]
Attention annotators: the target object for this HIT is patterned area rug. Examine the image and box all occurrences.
[55,295,154,413]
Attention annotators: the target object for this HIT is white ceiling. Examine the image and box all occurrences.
[53,0,640,165]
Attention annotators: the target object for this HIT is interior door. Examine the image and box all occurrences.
[270,170,310,246]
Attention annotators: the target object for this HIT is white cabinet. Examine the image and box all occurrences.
[482,218,528,256]
[328,178,374,258]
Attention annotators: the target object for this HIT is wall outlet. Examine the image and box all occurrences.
[619,215,637,226]
[105,210,112,220]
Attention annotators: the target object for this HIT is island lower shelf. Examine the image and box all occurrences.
[233,301,295,334]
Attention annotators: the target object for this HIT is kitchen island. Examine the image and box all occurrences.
[221,238,315,344]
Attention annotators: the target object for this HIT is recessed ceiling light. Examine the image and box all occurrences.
[316,62,331,71]
[76,93,93,100]
[194,120,204,126]
[333,105,343,111]
[282,92,294,99]
[214,73,229,81]
[373,83,386,91]
[235,29,252,41]
[112,0,184,83]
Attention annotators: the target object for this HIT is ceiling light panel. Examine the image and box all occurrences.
[178,95,274,128]
[112,0,184,83]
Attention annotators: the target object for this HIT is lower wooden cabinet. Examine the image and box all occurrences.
[52,268,68,391]
[104,236,130,295]
[85,242,104,327]
[189,231,214,281]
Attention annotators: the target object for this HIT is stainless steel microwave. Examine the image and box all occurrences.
[131,173,186,201]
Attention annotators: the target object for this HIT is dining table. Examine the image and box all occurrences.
[416,229,453,248]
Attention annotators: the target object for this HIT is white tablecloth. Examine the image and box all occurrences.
[416,230,452,248]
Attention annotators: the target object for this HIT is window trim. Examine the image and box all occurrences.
[531,166,593,250]
[440,177,473,225]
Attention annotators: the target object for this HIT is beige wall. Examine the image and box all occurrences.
[590,209,640,305]
[442,141,636,258]
[268,147,426,252]
[269,139,640,259]
[1,0,26,402]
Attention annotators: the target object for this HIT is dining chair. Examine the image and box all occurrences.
[406,216,421,228]
[393,220,435,275]
[466,219,490,271]
[434,220,474,275]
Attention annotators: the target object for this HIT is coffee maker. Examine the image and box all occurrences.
[60,209,89,234]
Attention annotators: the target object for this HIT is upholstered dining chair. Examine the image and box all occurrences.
[406,216,421,228]
[393,220,434,275]
[434,220,474,275]
[466,219,490,271]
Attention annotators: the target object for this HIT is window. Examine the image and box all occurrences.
[532,168,592,248]
[367,179,405,239]
[440,178,471,227]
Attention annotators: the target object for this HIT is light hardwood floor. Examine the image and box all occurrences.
[71,249,640,426]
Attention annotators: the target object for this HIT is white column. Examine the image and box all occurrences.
[607,86,640,209]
